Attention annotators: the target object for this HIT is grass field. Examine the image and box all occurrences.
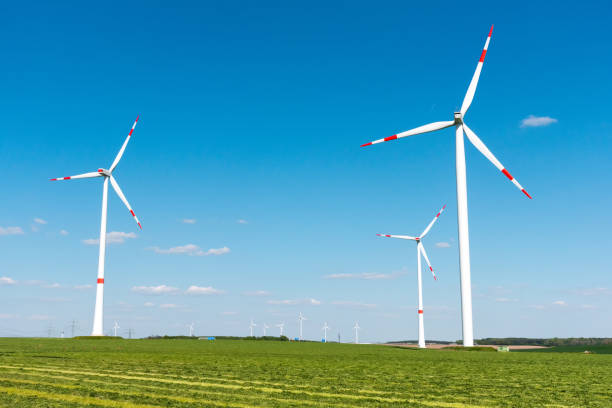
[0,338,610,407]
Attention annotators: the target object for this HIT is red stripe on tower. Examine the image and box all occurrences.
[418,310,423,314]
[501,169,513,180]
[383,135,398,142]
[97,278,104,284]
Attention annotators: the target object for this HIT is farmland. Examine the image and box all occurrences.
[0,338,610,407]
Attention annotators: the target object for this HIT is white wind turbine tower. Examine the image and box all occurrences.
[113,321,120,337]
[276,322,285,336]
[188,323,195,337]
[361,26,531,347]
[322,322,330,342]
[353,322,360,344]
[51,116,141,337]
[249,319,256,337]
[377,204,446,349]
[263,323,269,336]
[298,312,306,341]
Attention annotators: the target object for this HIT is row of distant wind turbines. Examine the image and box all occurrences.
[249,315,361,343]
[51,25,531,347]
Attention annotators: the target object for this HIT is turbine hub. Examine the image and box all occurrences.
[98,168,111,176]
[454,112,463,124]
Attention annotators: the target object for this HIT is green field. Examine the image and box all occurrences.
[0,338,610,407]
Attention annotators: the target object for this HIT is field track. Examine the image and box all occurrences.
[0,338,610,407]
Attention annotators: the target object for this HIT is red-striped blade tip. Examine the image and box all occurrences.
[488,25,494,37]
[522,189,532,199]
[50,178,57,181]
[137,222,142,229]
[442,204,447,210]
[360,142,372,147]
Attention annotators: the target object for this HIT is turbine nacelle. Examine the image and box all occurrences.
[98,168,111,176]
[453,112,463,124]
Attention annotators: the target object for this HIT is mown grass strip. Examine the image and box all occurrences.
[0,364,490,408]
[0,385,161,408]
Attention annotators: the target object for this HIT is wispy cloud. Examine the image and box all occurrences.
[267,298,321,306]
[44,283,62,289]
[520,115,558,128]
[324,272,404,280]
[33,218,47,225]
[159,303,178,309]
[331,300,377,309]
[0,226,24,236]
[580,304,597,310]
[28,314,53,321]
[552,300,567,306]
[0,314,16,319]
[571,287,611,297]
[185,285,225,295]
[222,311,238,315]
[435,242,451,248]
[149,244,230,256]
[131,285,179,295]
[237,219,248,224]
[144,302,155,307]
[182,219,197,224]
[74,284,93,290]
[243,290,271,297]
[59,230,69,236]
[0,277,16,285]
[495,297,518,303]
[83,231,137,245]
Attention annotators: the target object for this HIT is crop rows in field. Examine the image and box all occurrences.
[0,338,610,407]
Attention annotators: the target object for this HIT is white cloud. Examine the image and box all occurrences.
[74,284,93,290]
[528,304,546,310]
[44,283,62,289]
[572,287,612,296]
[159,303,178,309]
[435,242,451,248]
[0,226,24,236]
[83,231,137,245]
[131,285,180,295]
[495,297,518,303]
[222,311,238,315]
[237,219,248,224]
[331,300,377,309]
[150,244,230,256]
[185,285,225,295]
[0,277,17,285]
[580,304,597,310]
[552,300,567,306]
[520,115,558,128]
[324,272,403,280]
[60,230,69,236]
[243,290,271,297]
[34,218,47,225]
[267,298,321,306]
[0,314,16,319]
[182,219,197,224]
[144,302,155,307]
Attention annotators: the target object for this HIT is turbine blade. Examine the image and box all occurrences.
[460,25,493,116]
[109,176,142,229]
[463,123,532,199]
[109,116,139,172]
[361,121,454,147]
[420,204,447,238]
[418,242,437,280]
[50,171,103,181]
[376,234,418,240]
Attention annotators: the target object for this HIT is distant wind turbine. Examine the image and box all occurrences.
[51,116,141,336]
[276,322,285,336]
[360,26,532,347]
[322,322,330,342]
[353,322,360,344]
[113,321,120,337]
[298,312,307,341]
[263,323,269,336]
[188,322,194,337]
[249,319,256,337]
[377,204,446,348]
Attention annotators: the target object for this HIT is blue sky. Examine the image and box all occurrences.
[1,1,611,341]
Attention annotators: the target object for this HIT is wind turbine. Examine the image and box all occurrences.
[113,321,120,337]
[298,312,306,341]
[360,26,531,347]
[188,322,195,337]
[353,322,360,344]
[51,116,141,336]
[377,204,446,348]
[322,322,330,342]
[263,323,269,336]
[276,322,285,336]
[249,319,256,337]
